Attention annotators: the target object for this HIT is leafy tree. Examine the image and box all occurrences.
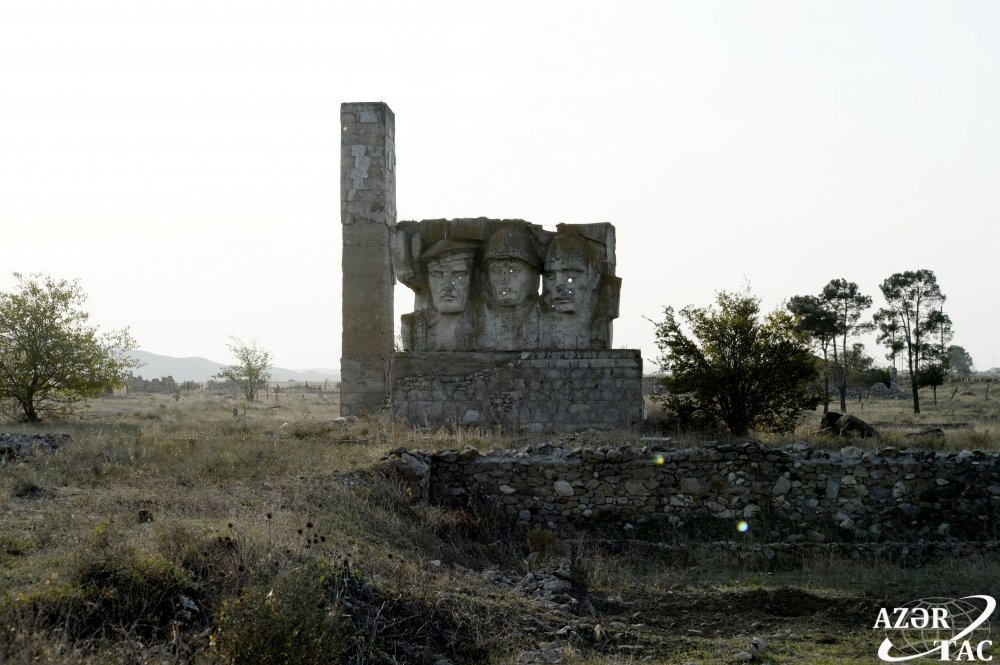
[787,294,839,413]
[948,345,974,377]
[821,279,873,412]
[876,269,948,414]
[653,290,820,436]
[874,308,906,368]
[215,338,272,403]
[836,342,890,397]
[0,273,138,422]
[917,363,947,404]
[843,342,875,388]
[915,308,953,405]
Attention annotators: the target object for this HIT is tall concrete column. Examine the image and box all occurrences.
[340,102,395,416]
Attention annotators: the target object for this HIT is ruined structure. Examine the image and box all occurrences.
[341,103,642,428]
[340,103,396,417]
[383,441,1000,545]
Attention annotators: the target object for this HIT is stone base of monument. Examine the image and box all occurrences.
[390,350,643,431]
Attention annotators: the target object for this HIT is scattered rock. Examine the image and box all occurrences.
[486,568,579,611]
[553,625,577,638]
[840,445,864,460]
[517,647,564,664]
[0,433,71,461]
[820,412,879,438]
[772,476,792,495]
[379,451,430,500]
[175,594,199,621]
[553,480,574,497]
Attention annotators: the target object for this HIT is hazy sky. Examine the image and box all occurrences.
[2,0,998,372]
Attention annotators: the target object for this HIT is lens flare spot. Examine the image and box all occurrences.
[736,520,750,533]
[653,453,665,465]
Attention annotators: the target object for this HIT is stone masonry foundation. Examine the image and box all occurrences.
[390,350,643,430]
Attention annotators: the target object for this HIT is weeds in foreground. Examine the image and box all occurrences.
[214,560,348,665]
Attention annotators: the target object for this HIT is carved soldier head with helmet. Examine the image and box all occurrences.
[420,239,478,315]
[542,232,599,314]
[482,226,541,310]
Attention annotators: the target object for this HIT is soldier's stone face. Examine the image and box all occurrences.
[427,255,472,314]
[487,259,538,307]
[543,253,594,314]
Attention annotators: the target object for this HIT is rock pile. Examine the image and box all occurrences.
[0,433,70,461]
[483,567,582,613]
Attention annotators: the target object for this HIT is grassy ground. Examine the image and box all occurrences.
[1,383,998,664]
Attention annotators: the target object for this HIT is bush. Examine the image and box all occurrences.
[4,544,196,642]
[71,547,195,638]
[653,289,820,435]
[214,562,347,665]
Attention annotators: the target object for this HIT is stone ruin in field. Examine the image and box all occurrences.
[382,439,1000,556]
[340,102,642,430]
[0,433,70,462]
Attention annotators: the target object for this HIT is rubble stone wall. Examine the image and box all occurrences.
[390,350,643,430]
[392,441,1000,542]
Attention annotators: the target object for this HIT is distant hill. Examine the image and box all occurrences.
[127,350,340,383]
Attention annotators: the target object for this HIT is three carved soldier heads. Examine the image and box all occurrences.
[392,219,620,352]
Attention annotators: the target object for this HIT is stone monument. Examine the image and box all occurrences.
[341,103,642,429]
[340,102,395,416]
[392,219,620,352]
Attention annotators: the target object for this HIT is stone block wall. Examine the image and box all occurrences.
[390,350,643,430]
[340,102,396,416]
[387,441,1000,542]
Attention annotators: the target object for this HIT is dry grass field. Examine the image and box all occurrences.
[1,382,999,664]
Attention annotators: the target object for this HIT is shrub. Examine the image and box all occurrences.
[214,562,347,665]
[71,547,195,638]
[653,289,820,435]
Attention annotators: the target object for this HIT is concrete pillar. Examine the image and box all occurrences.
[340,102,395,416]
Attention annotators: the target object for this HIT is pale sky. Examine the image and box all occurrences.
[2,0,998,372]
